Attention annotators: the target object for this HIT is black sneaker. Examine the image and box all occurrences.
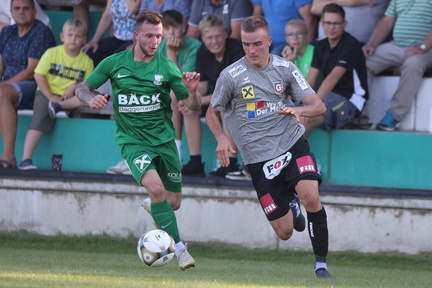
[182,161,205,177]
[289,194,305,232]
[315,268,333,278]
[209,165,238,177]
[48,101,61,119]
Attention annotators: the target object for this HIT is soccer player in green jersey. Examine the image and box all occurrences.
[76,9,201,271]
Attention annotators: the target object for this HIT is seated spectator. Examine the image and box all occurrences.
[301,3,368,138]
[158,10,201,163]
[362,0,432,131]
[311,0,390,45]
[0,0,56,169]
[181,14,245,178]
[19,18,94,170]
[0,0,50,32]
[186,0,252,41]
[73,0,106,35]
[252,0,317,48]
[81,0,141,66]
[272,19,315,79]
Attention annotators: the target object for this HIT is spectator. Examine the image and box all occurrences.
[81,0,141,66]
[206,15,332,279]
[73,0,106,36]
[302,3,368,138]
[362,0,432,131]
[140,0,192,23]
[159,10,201,164]
[0,0,56,169]
[186,0,252,41]
[272,19,315,79]
[181,14,245,177]
[311,0,390,45]
[0,0,50,31]
[19,18,94,170]
[251,0,317,48]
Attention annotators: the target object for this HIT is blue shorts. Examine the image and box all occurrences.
[10,81,37,110]
[246,137,322,221]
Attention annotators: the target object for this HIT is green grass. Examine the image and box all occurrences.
[0,232,431,288]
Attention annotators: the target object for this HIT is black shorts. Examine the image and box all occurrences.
[246,137,322,221]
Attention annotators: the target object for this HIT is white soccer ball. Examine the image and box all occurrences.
[137,229,175,267]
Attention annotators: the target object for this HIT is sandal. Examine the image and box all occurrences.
[0,159,17,169]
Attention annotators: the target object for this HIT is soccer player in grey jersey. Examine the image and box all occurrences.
[206,15,333,278]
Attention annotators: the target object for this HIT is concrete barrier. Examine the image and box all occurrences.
[1,173,431,255]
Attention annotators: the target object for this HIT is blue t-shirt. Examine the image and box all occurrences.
[252,0,313,47]
[0,20,56,81]
[140,0,192,17]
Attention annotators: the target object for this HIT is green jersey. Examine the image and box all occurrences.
[86,49,189,146]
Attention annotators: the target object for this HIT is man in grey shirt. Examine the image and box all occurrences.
[206,15,333,279]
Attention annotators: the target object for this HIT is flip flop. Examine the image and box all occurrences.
[0,159,17,169]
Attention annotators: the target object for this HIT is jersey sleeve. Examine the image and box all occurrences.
[86,57,112,89]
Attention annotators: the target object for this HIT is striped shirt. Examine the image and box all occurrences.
[385,0,432,47]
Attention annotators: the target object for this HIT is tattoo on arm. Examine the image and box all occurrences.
[76,82,94,106]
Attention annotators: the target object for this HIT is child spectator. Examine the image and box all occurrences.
[19,18,94,170]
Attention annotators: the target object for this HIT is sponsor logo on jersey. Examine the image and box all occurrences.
[260,193,278,215]
[154,74,163,85]
[117,73,129,78]
[273,57,291,68]
[228,63,246,78]
[242,85,255,99]
[292,70,309,90]
[263,152,292,179]
[242,77,250,84]
[246,101,285,119]
[118,93,161,113]
[274,81,283,94]
[133,153,152,172]
[296,155,316,174]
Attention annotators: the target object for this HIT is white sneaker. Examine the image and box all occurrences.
[106,160,132,175]
[225,169,251,180]
[177,246,196,270]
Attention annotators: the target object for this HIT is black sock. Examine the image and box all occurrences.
[307,206,328,262]
[228,157,238,169]
[189,155,202,165]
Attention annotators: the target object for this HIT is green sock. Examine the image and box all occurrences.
[151,200,181,243]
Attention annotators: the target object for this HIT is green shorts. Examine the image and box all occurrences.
[120,141,182,192]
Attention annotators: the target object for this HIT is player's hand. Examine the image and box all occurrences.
[215,135,236,167]
[88,94,109,109]
[276,106,300,122]
[182,72,200,91]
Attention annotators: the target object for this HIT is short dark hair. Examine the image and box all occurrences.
[241,15,269,34]
[11,0,35,9]
[321,3,345,20]
[161,9,183,27]
[136,9,163,27]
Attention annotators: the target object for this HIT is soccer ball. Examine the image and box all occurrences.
[137,229,175,267]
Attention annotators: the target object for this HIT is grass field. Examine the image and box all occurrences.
[0,232,431,288]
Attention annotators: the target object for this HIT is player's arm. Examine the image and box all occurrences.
[180,72,201,111]
[315,65,346,100]
[1,57,39,85]
[276,93,326,120]
[205,105,235,167]
[76,81,108,109]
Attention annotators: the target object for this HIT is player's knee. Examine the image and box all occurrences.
[276,229,293,241]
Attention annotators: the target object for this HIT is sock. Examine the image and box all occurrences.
[151,200,181,243]
[314,262,328,271]
[174,241,186,257]
[228,157,238,169]
[189,155,202,165]
[307,206,328,263]
[175,140,182,162]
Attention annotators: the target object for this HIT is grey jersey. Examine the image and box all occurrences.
[211,55,315,165]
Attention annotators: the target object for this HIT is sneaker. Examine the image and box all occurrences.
[48,101,62,119]
[350,113,372,130]
[177,246,196,270]
[315,268,333,278]
[182,161,205,177]
[376,111,399,131]
[289,194,305,232]
[141,198,151,214]
[209,165,239,177]
[19,159,38,170]
[225,169,251,180]
[106,160,132,175]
